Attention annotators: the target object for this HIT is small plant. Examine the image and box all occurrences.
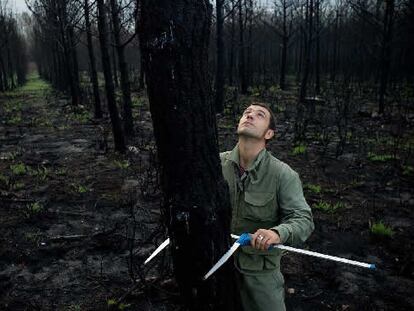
[367,152,394,162]
[0,174,9,186]
[370,221,394,237]
[12,182,25,191]
[72,183,89,194]
[305,184,322,194]
[67,305,82,311]
[25,202,44,218]
[313,201,344,213]
[7,113,22,125]
[114,160,130,170]
[29,165,49,181]
[56,168,68,176]
[107,299,131,310]
[292,144,307,155]
[10,162,27,175]
[402,165,414,176]
[25,230,42,243]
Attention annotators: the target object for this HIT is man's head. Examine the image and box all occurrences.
[237,102,276,142]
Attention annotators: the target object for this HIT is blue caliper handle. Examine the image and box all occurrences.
[237,233,251,246]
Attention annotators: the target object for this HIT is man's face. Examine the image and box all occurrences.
[237,105,274,141]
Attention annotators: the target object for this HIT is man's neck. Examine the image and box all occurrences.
[238,137,266,169]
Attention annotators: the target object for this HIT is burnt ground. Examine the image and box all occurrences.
[0,75,413,310]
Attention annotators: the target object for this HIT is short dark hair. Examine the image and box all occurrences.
[250,102,276,131]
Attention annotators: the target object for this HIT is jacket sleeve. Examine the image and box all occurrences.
[271,167,314,246]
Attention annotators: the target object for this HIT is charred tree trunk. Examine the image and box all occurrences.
[246,0,253,86]
[69,26,82,104]
[299,0,313,103]
[140,1,235,310]
[238,0,247,93]
[330,9,339,82]
[279,0,288,90]
[97,0,126,153]
[84,0,103,119]
[215,0,225,113]
[110,0,134,137]
[315,0,321,95]
[228,0,236,86]
[378,0,395,114]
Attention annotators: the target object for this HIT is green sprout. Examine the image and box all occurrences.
[370,221,394,237]
[313,201,344,214]
[292,144,307,155]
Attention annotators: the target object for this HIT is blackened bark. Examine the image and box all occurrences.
[110,0,134,137]
[238,0,247,93]
[315,0,321,95]
[215,0,225,113]
[84,0,103,119]
[299,0,313,103]
[279,0,288,90]
[97,0,126,153]
[228,0,236,86]
[330,9,339,82]
[69,26,82,104]
[379,0,395,114]
[140,1,235,310]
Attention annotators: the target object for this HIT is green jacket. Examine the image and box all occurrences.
[220,145,314,275]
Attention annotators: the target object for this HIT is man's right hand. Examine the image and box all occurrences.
[251,229,281,251]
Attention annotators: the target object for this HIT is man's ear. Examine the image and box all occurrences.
[265,129,275,140]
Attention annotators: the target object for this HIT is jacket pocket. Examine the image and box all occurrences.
[236,246,281,273]
[243,191,276,221]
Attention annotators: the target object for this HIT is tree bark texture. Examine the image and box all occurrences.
[140,1,235,310]
[378,0,395,114]
[84,0,103,119]
[110,0,134,137]
[215,0,225,113]
[97,0,126,153]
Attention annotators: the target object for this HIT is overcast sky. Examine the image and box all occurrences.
[10,0,29,13]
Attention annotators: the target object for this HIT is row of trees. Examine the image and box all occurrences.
[27,0,414,149]
[0,1,28,92]
[28,0,139,152]
[211,0,413,113]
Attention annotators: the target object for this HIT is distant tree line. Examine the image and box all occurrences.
[211,0,413,114]
[0,1,28,92]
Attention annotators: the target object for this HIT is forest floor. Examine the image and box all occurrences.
[1,74,414,311]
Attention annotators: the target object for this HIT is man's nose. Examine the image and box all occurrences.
[246,113,253,120]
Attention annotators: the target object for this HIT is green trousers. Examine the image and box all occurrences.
[237,270,286,311]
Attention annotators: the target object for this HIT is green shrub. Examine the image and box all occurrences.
[292,144,307,155]
[305,184,322,194]
[367,152,394,162]
[25,202,44,218]
[114,160,130,170]
[10,163,27,175]
[313,201,344,213]
[370,221,394,237]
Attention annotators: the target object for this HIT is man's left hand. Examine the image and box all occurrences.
[251,229,281,250]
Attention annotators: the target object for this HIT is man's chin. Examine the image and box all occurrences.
[237,129,261,139]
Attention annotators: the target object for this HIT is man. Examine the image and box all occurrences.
[220,102,314,311]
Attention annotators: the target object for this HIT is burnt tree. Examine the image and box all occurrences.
[109,0,134,137]
[97,0,126,152]
[84,0,103,119]
[215,0,225,113]
[140,1,235,310]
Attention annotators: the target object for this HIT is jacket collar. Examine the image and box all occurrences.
[228,144,267,174]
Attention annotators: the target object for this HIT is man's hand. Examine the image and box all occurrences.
[251,229,281,250]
